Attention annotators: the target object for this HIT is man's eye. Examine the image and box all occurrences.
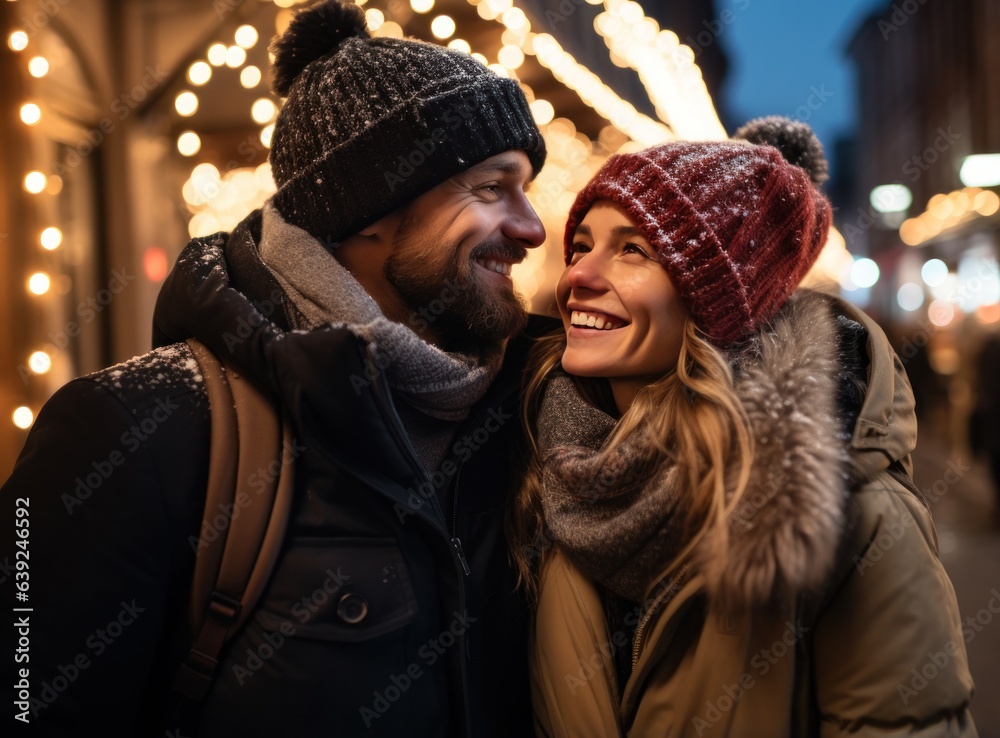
[477,184,502,196]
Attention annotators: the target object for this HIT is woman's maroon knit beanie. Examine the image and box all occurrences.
[564,117,833,346]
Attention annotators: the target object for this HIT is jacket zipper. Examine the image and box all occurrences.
[451,463,471,575]
[631,564,689,671]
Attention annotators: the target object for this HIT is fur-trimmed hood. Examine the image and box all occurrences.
[702,288,917,612]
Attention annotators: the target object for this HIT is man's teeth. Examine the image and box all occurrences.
[570,311,619,330]
[477,258,512,276]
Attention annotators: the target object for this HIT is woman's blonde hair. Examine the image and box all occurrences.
[509,318,754,603]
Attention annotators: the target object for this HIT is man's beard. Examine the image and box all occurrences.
[384,224,529,345]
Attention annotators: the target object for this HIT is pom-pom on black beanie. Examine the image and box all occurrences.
[267,0,546,245]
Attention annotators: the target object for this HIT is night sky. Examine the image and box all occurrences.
[719,0,888,179]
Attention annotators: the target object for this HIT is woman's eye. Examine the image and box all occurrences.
[623,242,652,258]
[568,242,590,261]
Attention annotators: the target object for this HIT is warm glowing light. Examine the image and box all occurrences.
[8,31,28,52]
[175,91,199,117]
[188,61,212,86]
[235,25,259,49]
[177,131,201,156]
[411,0,434,12]
[207,43,228,66]
[497,45,524,69]
[261,124,274,148]
[851,258,880,288]
[928,299,956,327]
[365,8,385,31]
[144,247,169,282]
[896,282,924,312]
[28,272,51,295]
[870,184,912,213]
[252,98,278,124]
[471,52,488,65]
[502,8,528,29]
[28,351,52,374]
[374,21,403,38]
[40,227,62,251]
[28,56,49,77]
[959,154,1000,188]
[975,190,1000,216]
[530,99,555,125]
[225,45,247,68]
[12,407,33,430]
[431,15,456,39]
[921,259,949,287]
[19,103,41,126]
[448,39,471,54]
[24,171,47,194]
[241,65,262,88]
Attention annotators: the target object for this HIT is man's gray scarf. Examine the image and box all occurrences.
[258,202,501,424]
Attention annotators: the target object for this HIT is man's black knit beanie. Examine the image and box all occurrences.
[267,0,547,245]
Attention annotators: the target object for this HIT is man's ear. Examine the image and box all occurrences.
[355,209,404,243]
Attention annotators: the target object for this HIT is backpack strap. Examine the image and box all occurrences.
[172,338,296,702]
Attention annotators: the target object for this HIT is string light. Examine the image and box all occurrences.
[529,99,554,125]
[900,187,1000,246]
[28,351,52,374]
[188,61,212,86]
[251,98,278,124]
[28,272,51,295]
[207,43,228,66]
[411,0,435,12]
[175,91,199,117]
[431,15,456,39]
[24,171,47,194]
[225,45,247,68]
[235,25,259,49]
[12,407,34,430]
[177,131,202,156]
[8,30,28,51]
[28,56,49,77]
[40,227,62,251]
[20,103,41,126]
[448,39,472,54]
[365,9,385,31]
[595,1,726,140]
[241,66,262,88]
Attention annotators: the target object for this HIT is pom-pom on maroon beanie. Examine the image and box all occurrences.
[563,117,832,346]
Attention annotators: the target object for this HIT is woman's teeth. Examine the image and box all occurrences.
[570,311,620,330]
[476,258,512,276]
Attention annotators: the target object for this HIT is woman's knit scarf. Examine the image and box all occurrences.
[536,373,689,603]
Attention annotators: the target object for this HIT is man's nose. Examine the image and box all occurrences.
[503,191,546,248]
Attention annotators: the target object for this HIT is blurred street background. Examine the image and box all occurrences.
[1,0,998,729]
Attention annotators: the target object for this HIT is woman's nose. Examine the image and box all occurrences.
[565,250,609,292]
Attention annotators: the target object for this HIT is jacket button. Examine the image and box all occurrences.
[337,593,369,624]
